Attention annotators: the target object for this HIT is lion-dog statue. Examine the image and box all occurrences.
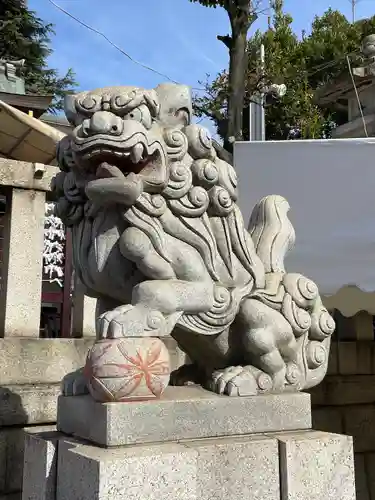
[53,83,335,398]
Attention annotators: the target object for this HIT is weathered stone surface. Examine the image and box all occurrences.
[0,426,55,497]
[0,338,94,386]
[162,337,188,370]
[0,158,58,192]
[0,188,45,337]
[55,434,279,500]
[57,386,311,447]
[3,429,25,495]
[185,435,280,500]
[0,384,60,426]
[0,428,26,495]
[22,430,61,500]
[57,438,197,500]
[0,337,184,388]
[276,430,355,500]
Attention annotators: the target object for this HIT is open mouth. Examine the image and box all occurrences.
[76,143,161,179]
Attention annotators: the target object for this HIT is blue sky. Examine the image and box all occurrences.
[29,0,375,136]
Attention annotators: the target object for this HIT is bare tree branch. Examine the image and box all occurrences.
[217,34,233,49]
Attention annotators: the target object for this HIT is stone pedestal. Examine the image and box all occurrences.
[22,387,357,500]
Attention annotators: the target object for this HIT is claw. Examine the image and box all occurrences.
[206,365,271,397]
[97,304,166,339]
[61,368,89,397]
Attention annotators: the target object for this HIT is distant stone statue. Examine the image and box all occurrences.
[0,58,25,93]
[353,34,375,77]
[361,34,375,59]
[53,83,335,401]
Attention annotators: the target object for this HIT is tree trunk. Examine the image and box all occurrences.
[222,0,256,153]
[225,27,248,152]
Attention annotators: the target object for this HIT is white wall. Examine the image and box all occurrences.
[234,138,375,295]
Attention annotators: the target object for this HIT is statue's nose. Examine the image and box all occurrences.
[82,111,122,136]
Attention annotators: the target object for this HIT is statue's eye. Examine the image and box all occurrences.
[124,105,152,129]
[76,94,101,115]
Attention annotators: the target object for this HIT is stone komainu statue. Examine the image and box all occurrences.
[54,83,335,400]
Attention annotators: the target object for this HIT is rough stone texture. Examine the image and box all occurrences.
[0,428,23,495]
[0,338,185,427]
[54,434,280,500]
[0,188,45,337]
[0,384,61,426]
[0,158,58,192]
[56,83,335,401]
[276,430,356,500]
[185,435,280,500]
[23,429,356,500]
[22,430,61,500]
[57,386,312,447]
[57,439,198,500]
[162,337,188,370]
[0,338,94,385]
[3,429,25,495]
[0,426,55,499]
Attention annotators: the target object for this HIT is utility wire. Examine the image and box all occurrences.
[346,55,368,137]
[47,0,365,121]
[47,0,204,91]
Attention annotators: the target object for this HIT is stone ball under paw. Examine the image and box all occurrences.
[84,337,170,402]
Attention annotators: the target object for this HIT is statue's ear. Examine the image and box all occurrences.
[174,108,190,127]
[155,83,192,128]
[64,94,77,125]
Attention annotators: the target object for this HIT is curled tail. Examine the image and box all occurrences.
[248,195,295,274]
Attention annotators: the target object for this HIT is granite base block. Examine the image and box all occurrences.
[22,429,356,500]
[22,430,61,500]
[56,434,280,500]
[277,430,356,500]
[0,426,55,499]
[0,384,61,426]
[57,386,312,447]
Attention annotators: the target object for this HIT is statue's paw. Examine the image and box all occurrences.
[170,363,203,386]
[97,305,166,339]
[205,365,274,397]
[61,368,89,397]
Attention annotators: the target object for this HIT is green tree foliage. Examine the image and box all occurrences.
[194,1,375,142]
[0,0,77,111]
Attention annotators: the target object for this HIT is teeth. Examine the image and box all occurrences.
[131,144,144,164]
